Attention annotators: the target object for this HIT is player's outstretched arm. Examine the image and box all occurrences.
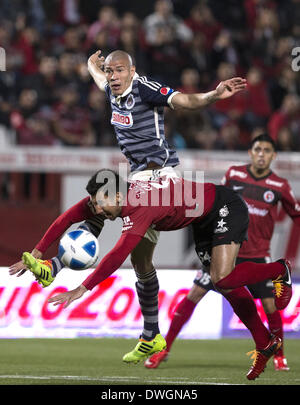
[48,284,88,308]
[9,248,42,277]
[171,77,247,110]
[48,234,142,308]
[87,50,107,91]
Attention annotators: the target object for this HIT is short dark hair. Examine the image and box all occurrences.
[250,133,277,151]
[86,169,129,197]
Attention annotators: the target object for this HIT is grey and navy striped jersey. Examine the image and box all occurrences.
[104,75,180,172]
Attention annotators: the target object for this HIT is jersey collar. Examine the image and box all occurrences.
[115,72,139,105]
[246,164,273,181]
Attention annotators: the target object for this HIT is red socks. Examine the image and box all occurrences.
[165,287,282,354]
[223,287,270,350]
[266,311,284,356]
[165,296,196,350]
[216,261,284,290]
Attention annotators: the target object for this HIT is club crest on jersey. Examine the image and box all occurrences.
[160,87,173,95]
[125,94,135,109]
[219,204,229,217]
[263,190,275,203]
[111,111,133,128]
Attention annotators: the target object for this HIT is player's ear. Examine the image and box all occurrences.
[130,65,136,77]
[116,192,124,205]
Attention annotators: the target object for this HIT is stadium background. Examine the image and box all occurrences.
[0,0,299,340]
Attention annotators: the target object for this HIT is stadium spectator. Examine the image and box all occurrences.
[13,26,40,75]
[20,56,58,107]
[87,86,116,147]
[242,66,272,130]
[268,93,300,141]
[187,32,211,86]
[16,112,57,146]
[143,0,193,46]
[86,6,120,49]
[276,127,297,151]
[184,2,222,51]
[55,52,79,88]
[10,89,39,132]
[52,85,95,146]
[177,68,201,94]
[208,62,247,129]
[215,120,245,151]
[269,67,300,111]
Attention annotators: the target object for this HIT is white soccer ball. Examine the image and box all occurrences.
[58,230,99,270]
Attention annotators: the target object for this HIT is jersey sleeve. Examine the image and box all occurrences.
[35,197,94,253]
[137,76,180,109]
[121,206,154,237]
[281,180,300,226]
[220,167,232,186]
[82,233,142,290]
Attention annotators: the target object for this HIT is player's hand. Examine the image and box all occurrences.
[9,248,42,277]
[88,50,105,71]
[48,284,88,308]
[215,77,247,99]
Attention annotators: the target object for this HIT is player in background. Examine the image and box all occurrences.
[145,133,300,372]
[41,168,292,380]
[10,50,247,359]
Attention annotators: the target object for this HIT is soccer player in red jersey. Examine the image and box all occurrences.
[10,49,247,347]
[44,168,292,379]
[145,134,300,374]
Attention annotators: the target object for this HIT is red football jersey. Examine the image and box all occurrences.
[120,178,216,237]
[222,164,300,258]
[83,178,216,290]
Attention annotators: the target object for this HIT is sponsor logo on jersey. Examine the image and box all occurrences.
[229,169,247,179]
[246,202,268,216]
[160,87,174,96]
[266,178,283,188]
[111,111,133,128]
[263,190,275,203]
[122,215,133,231]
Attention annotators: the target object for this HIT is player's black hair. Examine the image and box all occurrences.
[250,133,277,151]
[86,169,129,197]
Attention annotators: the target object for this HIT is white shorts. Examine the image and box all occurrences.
[128,166,181,182]
[129,166,181,244]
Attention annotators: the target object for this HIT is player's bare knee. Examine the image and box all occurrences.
[187,285,207,303]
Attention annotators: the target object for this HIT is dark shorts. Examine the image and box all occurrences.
[193,256,274,299]
[192,185,249,269]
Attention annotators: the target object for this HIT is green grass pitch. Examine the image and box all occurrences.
[0,338,299,386]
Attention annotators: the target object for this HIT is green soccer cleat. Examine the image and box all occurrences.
[22,252,55,288]
[123,334,166,364]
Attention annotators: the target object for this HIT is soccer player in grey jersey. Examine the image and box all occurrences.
[88,50,246,175]
[86,49,246,360]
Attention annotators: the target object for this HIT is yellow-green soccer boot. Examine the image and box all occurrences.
[123,334,166,364]
[22,252,55,288]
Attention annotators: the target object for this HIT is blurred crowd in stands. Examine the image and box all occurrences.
[0,0,300,152]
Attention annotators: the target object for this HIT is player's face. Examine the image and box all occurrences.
[89,196,103,215]
[94,191,123,220]
[104,58,135,96]
[248,141,276,171]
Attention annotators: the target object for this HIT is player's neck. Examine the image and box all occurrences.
[249,164,271,179]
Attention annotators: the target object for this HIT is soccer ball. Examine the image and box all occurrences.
[58,230,99,270]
